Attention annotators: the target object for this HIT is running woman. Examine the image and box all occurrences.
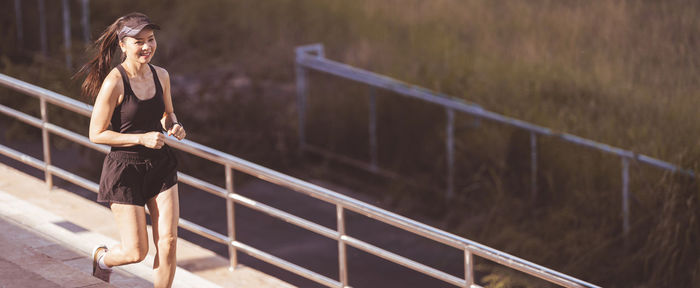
[75,12,186,287]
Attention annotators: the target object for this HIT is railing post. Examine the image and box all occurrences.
[464,247,473,287]
[38,0,48,57]
[225,165,238,270]
[40,98,52,189]
[368,87,378,172]
[295,44,325,156]
[81,0,90,44]
[337,205,349,287]
[621,157,630,235]
[530,132,538,201]
[14,0,23,50]
[62,0,72,69]
[446,108,455,199]
[295,52,308,155]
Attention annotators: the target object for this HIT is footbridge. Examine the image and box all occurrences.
[0,64,601,287]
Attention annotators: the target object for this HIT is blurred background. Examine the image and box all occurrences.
[1,0,699,287]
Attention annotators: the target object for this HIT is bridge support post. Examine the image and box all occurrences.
[62,0,72,69]
[530,132,538,201]
[40,98,52,189]
[622,157,630,235]
[226,166,238,270]
[464,247,473,287]
[337,205,349,287]
[14,0,23,50]
[295,44,324,156]
[295,61,307,154]
[81,0,90,44]
[446,108,455,199]
[369,87,378,172]
[38,0,48,57]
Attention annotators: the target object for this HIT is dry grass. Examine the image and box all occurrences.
[2,1,699,287]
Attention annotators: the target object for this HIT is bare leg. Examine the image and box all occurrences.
[103,203,149,266]
[147,184,179,288]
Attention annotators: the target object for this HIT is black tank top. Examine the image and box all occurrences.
[111,63,165,152]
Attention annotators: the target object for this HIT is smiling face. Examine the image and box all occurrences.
[119,29,157,64]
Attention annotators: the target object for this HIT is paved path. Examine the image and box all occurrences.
[0,215,125,288]
[0,162,294,288]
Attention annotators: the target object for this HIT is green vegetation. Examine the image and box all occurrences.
[1,0,699,287]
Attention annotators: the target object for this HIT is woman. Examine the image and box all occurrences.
[75,12,186,287]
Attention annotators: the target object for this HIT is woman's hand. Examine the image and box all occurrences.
[140,131,166,149]
[167,123,186,140]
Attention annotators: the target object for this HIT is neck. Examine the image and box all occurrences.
[121,60,149,78]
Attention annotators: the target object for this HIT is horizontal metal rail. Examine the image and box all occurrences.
[1,72,601,287]
[295,43,691,240]
[295,45,694,177]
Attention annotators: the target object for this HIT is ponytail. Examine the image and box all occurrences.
[74,18,121,102]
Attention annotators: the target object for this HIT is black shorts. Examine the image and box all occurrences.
[98,145,178,206]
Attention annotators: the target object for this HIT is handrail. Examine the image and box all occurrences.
[1,72,600,287]
[294,43,694,236]
[295,44,693,176]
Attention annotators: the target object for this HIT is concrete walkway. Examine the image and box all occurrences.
[0,162,294,288]
[0,215,118,288]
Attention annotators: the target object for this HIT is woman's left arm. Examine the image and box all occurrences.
[158,67,186,140]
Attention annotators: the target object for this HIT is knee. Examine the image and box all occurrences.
[157,235,177,252]
[123,245,149,264]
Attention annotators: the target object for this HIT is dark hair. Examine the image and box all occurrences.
[73,12,151,101]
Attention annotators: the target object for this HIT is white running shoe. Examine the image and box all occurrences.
[91,245,112,282]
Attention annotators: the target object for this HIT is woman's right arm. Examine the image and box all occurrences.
[89,71,164,148]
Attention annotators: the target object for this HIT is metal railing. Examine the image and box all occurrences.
[295,43,695,236]
[0,72,600,288]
